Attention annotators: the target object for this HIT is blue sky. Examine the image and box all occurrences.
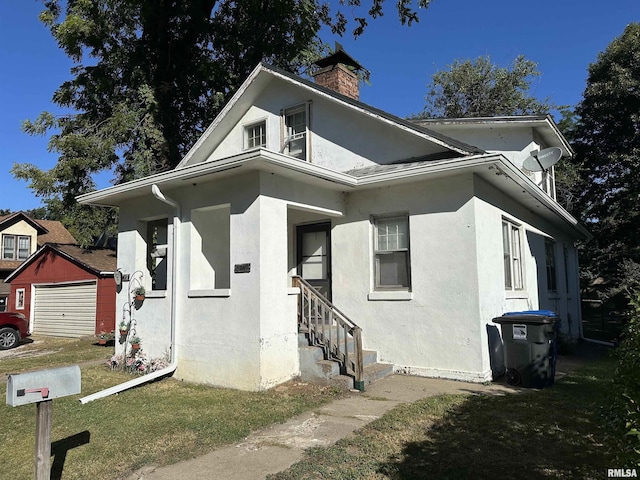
[1,0,638,211]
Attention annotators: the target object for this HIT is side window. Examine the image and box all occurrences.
[545,241,558,293]
[147,219,168,291]
[15,288,25,310]
[502,219,524,291]
[282,103,309,160]
[541,166,556,200]
[244,120,266,149]
[373,215,410,290]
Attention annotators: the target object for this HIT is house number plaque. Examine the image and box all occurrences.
[234,263,251,273]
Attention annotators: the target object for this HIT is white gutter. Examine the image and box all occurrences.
[79,184,180,404]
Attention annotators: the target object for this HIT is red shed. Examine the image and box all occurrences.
[6,244,117,337]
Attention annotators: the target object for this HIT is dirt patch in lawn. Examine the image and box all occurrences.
[0,338,55,360]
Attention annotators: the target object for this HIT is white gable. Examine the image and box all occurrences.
[178,65,474,173]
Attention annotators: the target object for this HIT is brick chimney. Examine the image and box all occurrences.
[312,43,367,101]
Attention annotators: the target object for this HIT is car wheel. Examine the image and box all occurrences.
[0,327,20,350]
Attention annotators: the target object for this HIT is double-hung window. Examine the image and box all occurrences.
[283,104,308,160]
[15,288,25,310]
[244,120,266,149]
[545,241,558,293]
[541,166,556,200]
[373,215,410,290]
[146,219,168,291]
[2,235,31,260]
[502,219,524,291]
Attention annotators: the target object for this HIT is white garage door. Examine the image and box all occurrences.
[33,282,97,337]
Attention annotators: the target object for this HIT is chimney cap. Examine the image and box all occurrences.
[313,41,364,72]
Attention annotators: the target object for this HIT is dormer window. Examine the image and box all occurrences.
[282,103,310,160]
[2,235,30,261]
[244,120,266,149]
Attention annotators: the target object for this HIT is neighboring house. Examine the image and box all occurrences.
[0,212,76,311]
[78,49,589,391]
[6,244,117,337]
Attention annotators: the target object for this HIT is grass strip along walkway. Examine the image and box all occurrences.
[268,356,620,480]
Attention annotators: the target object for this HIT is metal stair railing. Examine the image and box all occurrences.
[293,276,364,391]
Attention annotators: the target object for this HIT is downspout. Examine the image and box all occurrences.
[79,184,180,403]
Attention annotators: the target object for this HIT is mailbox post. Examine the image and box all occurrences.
[6,366,81,480]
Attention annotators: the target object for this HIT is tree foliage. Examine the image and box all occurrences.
[418,55,555,118]
[14,0,433,245]
[570,23,640,278]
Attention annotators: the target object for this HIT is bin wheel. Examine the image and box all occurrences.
[505,368,522,386]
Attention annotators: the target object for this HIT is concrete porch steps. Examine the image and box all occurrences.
[298,332,393,390]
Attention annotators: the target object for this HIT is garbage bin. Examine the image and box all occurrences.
[493,310,560,388]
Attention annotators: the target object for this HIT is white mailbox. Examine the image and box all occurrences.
[6,366,81,407]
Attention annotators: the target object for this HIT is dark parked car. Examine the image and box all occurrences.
[0,312,30,350]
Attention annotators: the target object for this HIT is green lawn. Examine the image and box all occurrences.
[0,335,112,376]
[268,356,620,480]
[0,337,342,479]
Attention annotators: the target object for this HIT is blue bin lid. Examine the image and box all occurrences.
[494,310,560,325]
[503,310,557,317]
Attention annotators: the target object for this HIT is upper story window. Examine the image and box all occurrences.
[282,103,309,160]
[502,219,524,291]
[545,241,558,293]
[244,120,266,149]
[541,166,556,200]
[373,215,411,290]
[2,235,31,261]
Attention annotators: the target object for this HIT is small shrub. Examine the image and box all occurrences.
[611,292,640,465]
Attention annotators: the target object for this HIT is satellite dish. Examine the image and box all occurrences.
[523,147,562,172]
[114,270,122,287]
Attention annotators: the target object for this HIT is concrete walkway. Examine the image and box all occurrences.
[127,345,605,480]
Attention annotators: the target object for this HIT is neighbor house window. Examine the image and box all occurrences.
[15,288,25,310]
[244,120,266,149]
[282,104,308,160]
[502,219,524,290]
[545,241,558,293]
[373,215,410,290]
[2,235,31,260]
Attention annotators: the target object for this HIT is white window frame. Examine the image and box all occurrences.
[373,215,411,291]
[146,218,168,291]
[2,234,31,261]
[244,119,267,150]
[502,219,524,291]
[545,241,558,293]
[541,166,556,200]
[15,288,25,310]
[281,102,311,161]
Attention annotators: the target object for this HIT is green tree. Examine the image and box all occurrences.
[417,55,554,118]
[13,0,433,246]
[554,107,586,214]
[571,23,640,278]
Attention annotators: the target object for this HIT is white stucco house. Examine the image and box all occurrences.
[78,49,589,393]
